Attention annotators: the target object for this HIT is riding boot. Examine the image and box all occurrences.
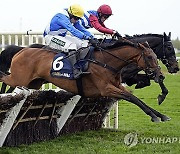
[68,49,90,79]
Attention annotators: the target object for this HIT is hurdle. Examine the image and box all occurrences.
[0,87,118,147]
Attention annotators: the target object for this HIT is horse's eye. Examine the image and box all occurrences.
[167,47,172,50]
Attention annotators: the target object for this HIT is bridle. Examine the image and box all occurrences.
[155,37,174,68]
[136,48,160,77]
[89,45,159,77]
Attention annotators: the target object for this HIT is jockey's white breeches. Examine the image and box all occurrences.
[44,35,89,52]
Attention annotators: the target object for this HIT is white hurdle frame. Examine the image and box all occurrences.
[0,87,32,147]
[0,31,119,129]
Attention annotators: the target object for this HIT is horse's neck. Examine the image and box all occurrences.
[99,47,140,69]
[129,36,163,55]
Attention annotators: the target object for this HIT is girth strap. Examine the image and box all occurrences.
[76,77,84,96]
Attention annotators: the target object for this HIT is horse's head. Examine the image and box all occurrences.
[161,32,179,73]
[136,43,164,83]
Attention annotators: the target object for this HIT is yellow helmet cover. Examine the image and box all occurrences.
[68,4,84,18]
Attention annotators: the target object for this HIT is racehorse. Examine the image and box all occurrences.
[0,41,169,122]
[0,32,178,104]
[118,32,179,104]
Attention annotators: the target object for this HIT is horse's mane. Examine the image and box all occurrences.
[100,39,136,50]
[124,33,163,39]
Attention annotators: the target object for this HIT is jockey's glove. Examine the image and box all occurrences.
[89,38,100,47]
[113,31,122,38]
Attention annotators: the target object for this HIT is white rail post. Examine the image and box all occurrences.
[113,101,118,129]
[1,34,5,50]
[0,87,32,147]
[8,35,12,45]
[21,35,25,46]
[56,95,81,133]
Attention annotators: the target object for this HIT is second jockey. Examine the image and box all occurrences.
[79,4,121,38]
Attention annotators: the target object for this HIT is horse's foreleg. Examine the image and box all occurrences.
[158,81,168,105]
[102,85,160,122]
[119,92,160,122]
[138,99,171,122]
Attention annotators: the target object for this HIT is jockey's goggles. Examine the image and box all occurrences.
[72,15,81,20]
[103,14,111,19]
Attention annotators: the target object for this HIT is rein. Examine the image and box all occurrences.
[89,45,152,75]
[137,48,159,77]
[89,47,131,73]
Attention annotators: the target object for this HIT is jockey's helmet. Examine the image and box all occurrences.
[68,4,84,18]
[97,4,112,16]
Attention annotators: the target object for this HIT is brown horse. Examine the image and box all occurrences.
[0,41,169,122]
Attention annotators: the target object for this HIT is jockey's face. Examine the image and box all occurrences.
[70,16,80,24]
[99,13,110,23]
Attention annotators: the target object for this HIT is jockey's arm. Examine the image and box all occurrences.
[74,21,94,38]
[59,17,91,40]
[89,15,114,34]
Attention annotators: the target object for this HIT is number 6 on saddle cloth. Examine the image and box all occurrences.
[50,47,93,79]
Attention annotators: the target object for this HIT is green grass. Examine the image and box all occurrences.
[0,73,180,154]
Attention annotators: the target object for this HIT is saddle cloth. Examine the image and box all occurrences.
[50,47,94,79]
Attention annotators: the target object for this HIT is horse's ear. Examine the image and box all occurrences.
[163,32,168,41]
[168,32,171,38]
[163,32,167,37]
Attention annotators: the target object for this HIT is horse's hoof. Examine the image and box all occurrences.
[151,117,160,123]
[161,115,171,122]
[158,95,165,105]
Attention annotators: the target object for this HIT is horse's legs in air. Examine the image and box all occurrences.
[158,81,168,105]
[137,98,170,122]
[102,84,160,122]
[117,85,169,122]
[120,92,160,122]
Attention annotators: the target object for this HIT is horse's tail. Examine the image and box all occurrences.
[0,45,24,73]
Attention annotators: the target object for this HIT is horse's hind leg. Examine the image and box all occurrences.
[0,71,29,88]
[28,78,46,90]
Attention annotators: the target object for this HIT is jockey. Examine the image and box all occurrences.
[43,4,97,79]
[79,4,121,37]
